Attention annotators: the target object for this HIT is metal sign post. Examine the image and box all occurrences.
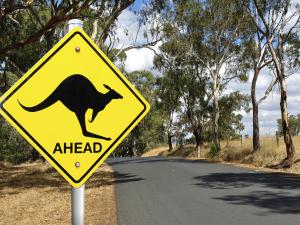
[68,19,85,225]
[72,184,85,225]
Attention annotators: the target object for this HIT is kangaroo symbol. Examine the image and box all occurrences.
[18,74,123,141]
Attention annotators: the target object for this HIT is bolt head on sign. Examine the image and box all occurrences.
[0,28,150,188]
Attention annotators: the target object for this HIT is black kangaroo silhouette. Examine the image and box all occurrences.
[18,74,123,141]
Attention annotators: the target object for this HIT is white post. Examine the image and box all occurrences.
[68,19,85,225]
[68,19,83,31]
[72,184,85,225]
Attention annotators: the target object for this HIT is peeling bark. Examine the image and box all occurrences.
[213,70,221,151]
[267,36,295,168]
[167,132,173,151]
[193,130,203,158]
[251,68,261,152]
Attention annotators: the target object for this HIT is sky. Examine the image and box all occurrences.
[114,7,300,136]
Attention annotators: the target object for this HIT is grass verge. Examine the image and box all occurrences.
[143,136,300,174]
[0,161,117,225]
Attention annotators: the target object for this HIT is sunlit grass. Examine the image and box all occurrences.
[144,136,300,173]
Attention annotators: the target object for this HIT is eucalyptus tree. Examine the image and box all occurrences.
[169,0,248,151]
[240,21,273,153]
[243,0,300,168]
[154,0,249,153]
[180,71,209,157]
[156,74,181,151]
[154,9,210,156]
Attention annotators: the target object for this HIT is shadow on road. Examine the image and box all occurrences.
[113,171,145,184]
[193,172,300,214]
[193,172,300,190]
[215,191,300,215]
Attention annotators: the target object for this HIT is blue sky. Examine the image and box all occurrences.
[131,0,144,11]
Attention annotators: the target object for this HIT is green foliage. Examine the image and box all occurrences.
[0,117,33,164]
[0,71,34,163]
[219,92,249,139]
[115,71,166,156]
[209,143,218,158]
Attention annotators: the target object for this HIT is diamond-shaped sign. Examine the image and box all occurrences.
[0,28,150,187]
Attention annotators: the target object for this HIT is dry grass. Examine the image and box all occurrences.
[141,146,169,157]
[220,136,300,165]
[0,161,117,225]
[143,136,300,174]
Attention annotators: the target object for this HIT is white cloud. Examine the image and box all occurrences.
[124,48,155,72]
[114,9,161,73]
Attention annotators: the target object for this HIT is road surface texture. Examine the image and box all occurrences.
[107,157,300,225]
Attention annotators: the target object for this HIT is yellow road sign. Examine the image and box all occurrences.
[0,28,150,188]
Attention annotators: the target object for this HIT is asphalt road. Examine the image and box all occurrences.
[107,157,300,225]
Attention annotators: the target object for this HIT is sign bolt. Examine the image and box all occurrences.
[75,47,80,52]
[75,162,80,168]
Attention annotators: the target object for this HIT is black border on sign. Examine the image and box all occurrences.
[0,31,147,184]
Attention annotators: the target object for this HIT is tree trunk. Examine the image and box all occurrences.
[277,77,295,168]
[213,71,221,151]
[251,68,261,152]
[267,37,295,168]
[31,149,39,161]
[167,132,173,151]
[127,135,135,157]
[193,130,203,158]
[0,62,8,94]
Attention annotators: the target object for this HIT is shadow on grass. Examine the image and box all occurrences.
[0,165,68,193]
[0,163,144,196]
[193,172,300,214]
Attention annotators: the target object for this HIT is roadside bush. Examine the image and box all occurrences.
[209,143,218,158]
[0,118,33,164]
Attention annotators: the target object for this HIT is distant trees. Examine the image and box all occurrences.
[115,71,165,157]
[156,75,180,151]
[153,0,249,156]
[278,114,300,137]
[218,92,248,143]
[193,0,248,152]
[153,0,299,167]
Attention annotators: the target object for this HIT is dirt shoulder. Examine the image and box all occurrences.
[0,161,117,225]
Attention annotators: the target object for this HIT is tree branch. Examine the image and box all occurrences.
[257,76,278,105]
[99,0,135,46]
[0,0,92,57]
